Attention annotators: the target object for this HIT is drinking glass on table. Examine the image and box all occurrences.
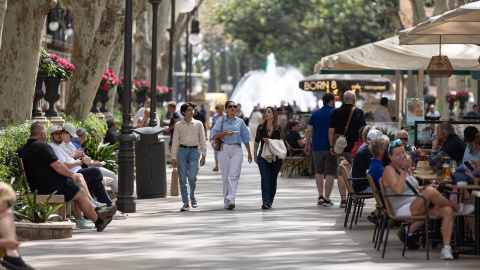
[450,160,457,174]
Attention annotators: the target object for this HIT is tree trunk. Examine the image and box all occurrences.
[106,36,124,112]
[0,0,56,127]
[134,5,151,82]
[154,0,171,87]
[433,0,449,16]
[437,78,450,120]
[409,0,427,25]
[0,0,7,50]
[64,0,148,121]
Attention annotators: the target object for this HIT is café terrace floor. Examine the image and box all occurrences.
[19,150,480,269]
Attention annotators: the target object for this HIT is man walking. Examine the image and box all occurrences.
[305,93,337,206]
[329,91,366,208]
[171,103,207,211]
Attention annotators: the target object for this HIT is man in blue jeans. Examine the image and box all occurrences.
[171,103,207,211]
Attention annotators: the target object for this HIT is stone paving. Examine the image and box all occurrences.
[19,150,480,269]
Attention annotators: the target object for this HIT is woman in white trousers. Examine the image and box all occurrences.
[211,101,252,210]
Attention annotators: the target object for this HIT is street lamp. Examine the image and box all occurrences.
[188,19,203,45]
[117,0,137,213]
[185,15,202,102]
[167,0,195,102]
[48,6,59,32]
[148,0,162,127]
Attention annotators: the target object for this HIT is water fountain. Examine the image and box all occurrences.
[230,53,317,116]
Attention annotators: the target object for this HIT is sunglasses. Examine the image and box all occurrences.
[226,105,237,109]
[399,137,408,141]
[388,139,403,153]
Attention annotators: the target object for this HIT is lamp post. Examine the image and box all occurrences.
[185,15,203,102]
[117,0,137,213]
[167,0,195,102]
[148,0,162,127]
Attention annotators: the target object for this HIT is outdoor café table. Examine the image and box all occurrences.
[414,173,451,185]
[445,184,480,256]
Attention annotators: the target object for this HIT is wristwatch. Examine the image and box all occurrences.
[401,168,408,172]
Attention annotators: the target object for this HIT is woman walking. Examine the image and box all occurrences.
[211,101,252,210]
[254,106,285,209]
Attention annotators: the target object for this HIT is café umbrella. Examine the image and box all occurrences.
[299,74,390,98]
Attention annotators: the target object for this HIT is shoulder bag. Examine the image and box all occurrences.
[333,107,355,154]
[211,117,225,151]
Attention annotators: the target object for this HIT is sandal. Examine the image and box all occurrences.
[212,167,219,171]
[367,212,377,224]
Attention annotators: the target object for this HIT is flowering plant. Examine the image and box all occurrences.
[424,95,436,105]
[445,92,457,103]
[456,91,469,102]
[133,79,150,95]
[410,152,420,164]
[100,69,119,91]
[156,85,169,96]
[38,48,75,80]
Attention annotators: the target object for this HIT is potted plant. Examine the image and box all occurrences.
[38,48,75,117]
[445,92,457,115]
[456,91,469,114]
[94,69,119,113]
[133,79,150,106]
[424,94,436,107]
[156,85,169,105]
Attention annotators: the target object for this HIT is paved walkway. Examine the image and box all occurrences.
[20,149,479,269]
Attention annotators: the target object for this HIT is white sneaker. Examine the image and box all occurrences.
[113,210,128,220]
[455,203,475,216]
[102,177,114,186]
[180,203,190,212]
[441,248,454,260]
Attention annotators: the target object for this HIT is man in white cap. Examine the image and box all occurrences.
[351,129,383,194]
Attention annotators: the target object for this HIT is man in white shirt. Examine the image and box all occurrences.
[48,126,114,209]
[373,97,391,122]
[171,103,207,212]
[426,104,441,118]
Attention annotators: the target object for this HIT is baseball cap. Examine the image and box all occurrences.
[367,129,383,143]
[62,123,78,138]
[322,93,334,103]
[50,125,63,134]
[464,126,478,142]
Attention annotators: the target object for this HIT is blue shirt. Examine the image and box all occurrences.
[211,116,251,145]
[71,139,82,150]
[307,105,334,151]
[466,111,479,117]
[460,145,480,171]
[367,158,384,203]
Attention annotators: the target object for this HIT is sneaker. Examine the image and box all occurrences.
[191,197,198,208]
[317,196,324,205]
[95,205,117,219]
[397,227,407,243]
[441,248,454,260]
[397,226,419,249]
[262,203,271,209]
[92,198,107,208]
[1,255,34,270]
[180,203,190,211]
[227,201,235,210]
[340,200,347,208]
[74,217,93,229]
[113,210,128,220]
[455,203,475,216]
[213,167,219,171]
[95,216,113,232]
[323,199,334,207]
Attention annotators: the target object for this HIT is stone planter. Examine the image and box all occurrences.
[44,78,64,117]
[32,75,46,117]
[99,87,110,112]
[15,221,74,240]
[136,91,146,107]
[90,87,102,113]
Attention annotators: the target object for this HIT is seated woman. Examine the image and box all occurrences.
[285,120,308,174]
[0,182,34,270]
[382,139,474,260]
[395,130,415,152]
[136,108,150,128]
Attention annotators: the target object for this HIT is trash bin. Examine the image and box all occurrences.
[134,127,167,199]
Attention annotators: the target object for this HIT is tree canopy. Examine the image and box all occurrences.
[205,0,397,74]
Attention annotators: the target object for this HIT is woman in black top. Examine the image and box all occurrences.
[253,106,286,209]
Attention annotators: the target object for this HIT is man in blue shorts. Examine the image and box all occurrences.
[305,93,337,206]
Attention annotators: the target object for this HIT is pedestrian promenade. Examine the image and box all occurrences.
[19,149,479,269]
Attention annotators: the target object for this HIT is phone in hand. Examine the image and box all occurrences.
[464,161,475,171]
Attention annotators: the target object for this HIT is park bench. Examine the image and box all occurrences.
[15,153,73,222]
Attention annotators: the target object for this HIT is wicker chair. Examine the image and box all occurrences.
[281,141,309,178]
[367,175,387,250]
[339,163,374,230]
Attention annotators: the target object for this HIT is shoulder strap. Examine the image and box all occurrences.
[220,116,225,132]
[343,107,356,136]
[392,165,419,195]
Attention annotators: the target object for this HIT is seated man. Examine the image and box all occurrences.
[430,122,466,164]
[285,120,308,174]
[104,118,118,146]
[19,122,116,232]
[351,129,383,194]
[0,182,34,270]
[47,125,114,209]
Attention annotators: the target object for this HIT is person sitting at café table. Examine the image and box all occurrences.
[351,129,383,194]
[430,122,466,164]
[459,126,480,172]
[382,139,475,260]
[426,104,441,118]
[285,120,308,175]
[395,130,416,152]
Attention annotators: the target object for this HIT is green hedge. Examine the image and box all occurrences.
[0,114,108,184]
